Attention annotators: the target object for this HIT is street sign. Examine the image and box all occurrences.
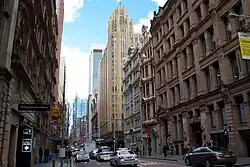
[22,139,32,152]
[23,128,33,135]
[18,104,50,111]
[49,108,64,125]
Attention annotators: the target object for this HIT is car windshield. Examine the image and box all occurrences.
[120,151,135,155]
[78,151,86,155]
[209,147,228,152]
[101,148,111,152]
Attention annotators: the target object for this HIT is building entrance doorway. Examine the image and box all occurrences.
[247,139,250,157]
[191,122,202,147]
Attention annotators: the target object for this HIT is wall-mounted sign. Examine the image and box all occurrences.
[49,108,64,125]
[22,139,32,152]
[18,104,50,111]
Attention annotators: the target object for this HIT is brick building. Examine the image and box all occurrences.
[151,0,250,156]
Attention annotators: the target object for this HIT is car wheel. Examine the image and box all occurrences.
[204,159,212,167]
[185,158,191,166]
[110,160,113,166]
[226,164,233,167]
[115,161,119,167]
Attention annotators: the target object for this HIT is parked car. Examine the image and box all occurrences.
[75,150,90,163]
[110,150,138,167]
[184,146,236,167]
[96,146,113,161]
[89,149,98,159]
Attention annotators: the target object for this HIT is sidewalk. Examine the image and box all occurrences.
[33,159,74,167]
[140,155,250,166]
[140,155,183,161]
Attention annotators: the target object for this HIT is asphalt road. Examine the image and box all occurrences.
[74,158,186,167]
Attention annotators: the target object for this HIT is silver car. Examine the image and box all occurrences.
[110,150,138,167]
[75,150,90,162]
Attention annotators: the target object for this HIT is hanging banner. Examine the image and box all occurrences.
[49,108,64,125]
[238,32,250,60]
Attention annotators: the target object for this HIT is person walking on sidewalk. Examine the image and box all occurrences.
[44,148,49,163]
[39,147,43,163]
[163,145,167,157]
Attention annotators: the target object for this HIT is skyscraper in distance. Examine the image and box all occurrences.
[98,5,142,146]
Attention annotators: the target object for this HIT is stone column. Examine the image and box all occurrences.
[214,18,228,47]
[200,2,208,20]
[200,105,211,143]
[190,77,196,99]
[148,63,152,77]
[149,81,153,96]
[190,9,198,29]
[242,0,250,21]
[204,31,213,56]
[177,53,184,102]
[229,10,239,38]
[167,63,172,81]
[172,118,177,141]
[235,49,247,79]
[172,58,177,78]
[174,86,179,105]
[183,20,189,36]
[181,1,187,14]
[209,65,218,91]
[214,103,221,130]
[182,114,191,143]
[243,93,250,127]
[183,80,189,101]
[225,102,237,153]
[186,46,193,68]
[170,35,175,49]
[218,53,234,84]
[177,116,182,141]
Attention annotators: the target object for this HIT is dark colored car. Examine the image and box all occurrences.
[89,149,98,159]
[184,146,236,167]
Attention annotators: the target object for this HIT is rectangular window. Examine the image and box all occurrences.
[239,103,246,123]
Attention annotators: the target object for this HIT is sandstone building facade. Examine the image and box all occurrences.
[139,26,158,155]
[123,47,141,148]
[0,0,58,166]
[151,0,250,156]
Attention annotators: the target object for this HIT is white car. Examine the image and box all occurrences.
[75,150,90,162]
[110,150,138,167]
[96,147,113,161]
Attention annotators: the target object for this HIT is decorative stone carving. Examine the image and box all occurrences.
[219,80,232,103]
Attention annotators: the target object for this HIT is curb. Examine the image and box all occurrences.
[140,156,178,161]
[234,164,250,167]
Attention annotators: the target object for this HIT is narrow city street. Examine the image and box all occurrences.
[74,159,186,167]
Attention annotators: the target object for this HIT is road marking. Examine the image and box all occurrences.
[97,162,100,165]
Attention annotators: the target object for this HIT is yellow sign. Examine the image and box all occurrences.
[49,108,64,125]
[238,32,250,60]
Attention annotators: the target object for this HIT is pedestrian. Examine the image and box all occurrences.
[44,148,49,163]
[163,145,167,157]
[39,147,43,163]
[135,146,139,156]
[148,146,152,156]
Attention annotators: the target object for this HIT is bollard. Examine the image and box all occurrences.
[52,159,55,167]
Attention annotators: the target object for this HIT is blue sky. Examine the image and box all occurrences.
[62,0,167,102]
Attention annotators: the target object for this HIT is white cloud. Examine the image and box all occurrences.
[64,0,85,22]
[61,46,89,102]
[116,0,121,2]
[133,11,154,33]
[152,0,168,6]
